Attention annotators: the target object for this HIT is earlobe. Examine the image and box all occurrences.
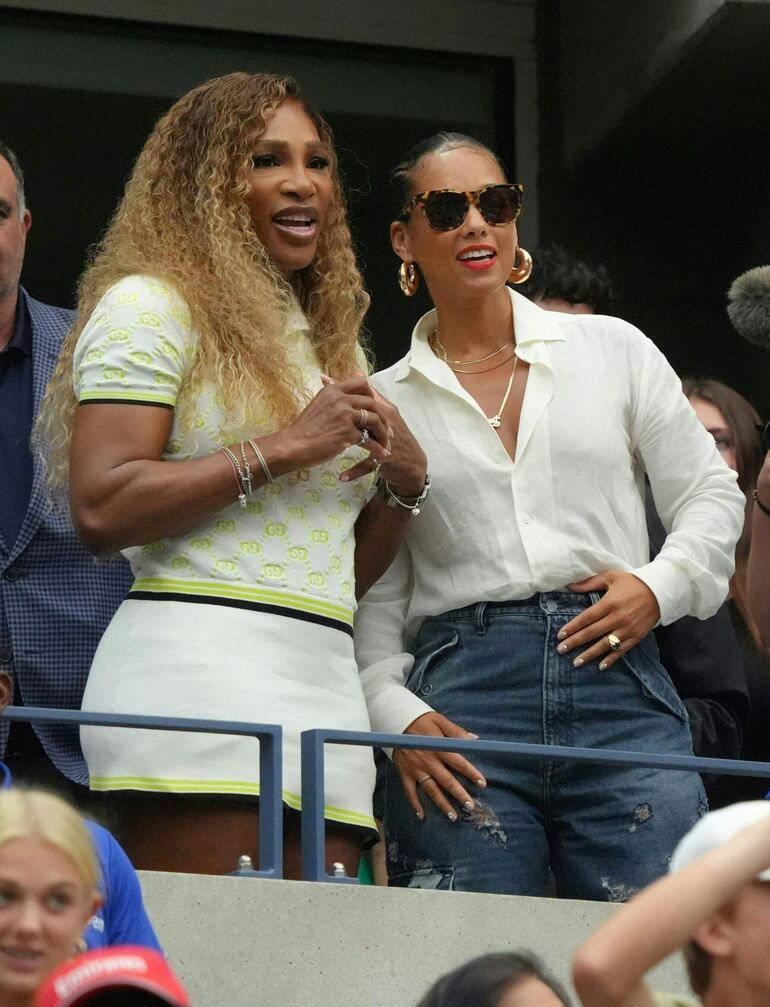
[692,915,735,960]
[390,220,410,261]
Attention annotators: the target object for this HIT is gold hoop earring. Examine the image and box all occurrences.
[509,247,533,284]
[398,262,419,297]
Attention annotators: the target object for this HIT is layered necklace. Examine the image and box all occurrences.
[431,332,518,429]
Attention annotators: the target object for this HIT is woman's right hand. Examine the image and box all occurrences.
[272,374,393,473]
[393,712,486,821]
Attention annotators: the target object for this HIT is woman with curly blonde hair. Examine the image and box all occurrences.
[36,71,427,876]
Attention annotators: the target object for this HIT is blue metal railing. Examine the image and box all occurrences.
[300,728,770,883]
[5,707,770,884]
[2,706,283,879]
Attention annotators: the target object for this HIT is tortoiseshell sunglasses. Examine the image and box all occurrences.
[401,183,524,231]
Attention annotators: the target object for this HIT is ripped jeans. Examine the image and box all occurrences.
[382,592,707,900]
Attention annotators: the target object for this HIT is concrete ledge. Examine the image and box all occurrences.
[139,873,690,1005]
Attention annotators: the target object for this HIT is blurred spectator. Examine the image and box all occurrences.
[0,670,161,952]
[0,787,102,1007]
[683,378,770,802]
[747,437,770,649]
[520,243,616,315]
[524,248,749,777]
[572,801,770,1007]
[0,141,132,803]
[35,947,189,1007]
[416,951,570,1007]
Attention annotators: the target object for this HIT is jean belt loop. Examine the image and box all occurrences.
[474,601,488,635]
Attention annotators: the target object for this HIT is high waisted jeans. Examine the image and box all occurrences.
[382,592,707,900]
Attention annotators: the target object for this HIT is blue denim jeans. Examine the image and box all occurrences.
[383,592,707,900]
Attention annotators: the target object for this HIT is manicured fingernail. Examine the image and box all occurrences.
[339,474,349,482]
[416,810,424,820]
[464,800,474,810]
[388,426,395,438]
[557,643,568,654]
[476,778,487,788]
[447,811,458,822]
[468,733,480,739]
[599,661,608,671]
[573,657,584,668]
[557,629,567,640]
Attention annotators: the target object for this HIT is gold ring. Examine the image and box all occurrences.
[416,774,433,787]
[360,409,368,428]
[607,634,622,652]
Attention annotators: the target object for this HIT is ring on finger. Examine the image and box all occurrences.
[416,774,433,787]
[356,428,370,447]
[359,408,368,428]
[607,633,623,652]
[371,457,382,476]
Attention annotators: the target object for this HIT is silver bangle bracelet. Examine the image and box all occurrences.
[248,439,275,485]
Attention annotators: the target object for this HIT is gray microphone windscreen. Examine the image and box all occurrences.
[727,265,770,348]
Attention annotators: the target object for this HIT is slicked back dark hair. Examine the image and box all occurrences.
[0,140,26,214]
[415,951,571,1007]
[521,243,616,315]
[390,132,506,222]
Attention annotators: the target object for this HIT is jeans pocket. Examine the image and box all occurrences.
[406,630,461,698]
[621,638,689,722]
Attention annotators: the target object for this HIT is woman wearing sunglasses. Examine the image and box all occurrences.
[355,132,745,897]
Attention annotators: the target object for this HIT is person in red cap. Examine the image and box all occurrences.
[35,947,189,1007]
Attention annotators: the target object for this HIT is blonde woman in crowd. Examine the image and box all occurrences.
[37,72,426,876]
[0,788,101,1007]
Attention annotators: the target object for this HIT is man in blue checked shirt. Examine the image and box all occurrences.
[0,142,132,801]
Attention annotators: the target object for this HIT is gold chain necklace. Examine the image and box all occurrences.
[445,348,517,374]
[432,332,514,366]
[486,353,518,428]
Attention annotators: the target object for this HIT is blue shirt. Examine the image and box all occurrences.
[84,821,162,952]
[0,294,33,548]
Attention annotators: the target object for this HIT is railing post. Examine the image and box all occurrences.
[258,724,283,880]
[300,729,328,882]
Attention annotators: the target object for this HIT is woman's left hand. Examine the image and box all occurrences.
[339,382,427,495]
[556,570,661,670]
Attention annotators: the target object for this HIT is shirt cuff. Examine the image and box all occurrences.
[366,683,435,738]
[630,555,694,626]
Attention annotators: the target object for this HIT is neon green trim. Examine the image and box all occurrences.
[89,775,375,830]
[80,390,176,405]
[131,576,354,626]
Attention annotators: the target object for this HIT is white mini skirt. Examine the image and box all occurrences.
[80,598,376,832]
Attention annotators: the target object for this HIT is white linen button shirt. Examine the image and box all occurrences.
[355,289,745,737]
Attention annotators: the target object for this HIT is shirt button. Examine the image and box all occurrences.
[0,647,12,665]
[3,565,21,581]
[522,514,532,525]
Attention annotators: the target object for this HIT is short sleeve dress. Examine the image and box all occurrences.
[76,275,376,832]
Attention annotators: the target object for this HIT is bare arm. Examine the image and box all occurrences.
[70,376,394,554]
[572,815,770,1007]
[747,454,770,650]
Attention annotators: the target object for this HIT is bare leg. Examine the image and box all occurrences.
[107,793,363,878]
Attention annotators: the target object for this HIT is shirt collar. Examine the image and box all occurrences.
[1,293,31,357]
[394,286,566,382]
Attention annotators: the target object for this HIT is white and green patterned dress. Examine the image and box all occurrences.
[76,275,376,832]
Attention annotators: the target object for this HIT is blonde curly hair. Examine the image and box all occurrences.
[37,71,369,492]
